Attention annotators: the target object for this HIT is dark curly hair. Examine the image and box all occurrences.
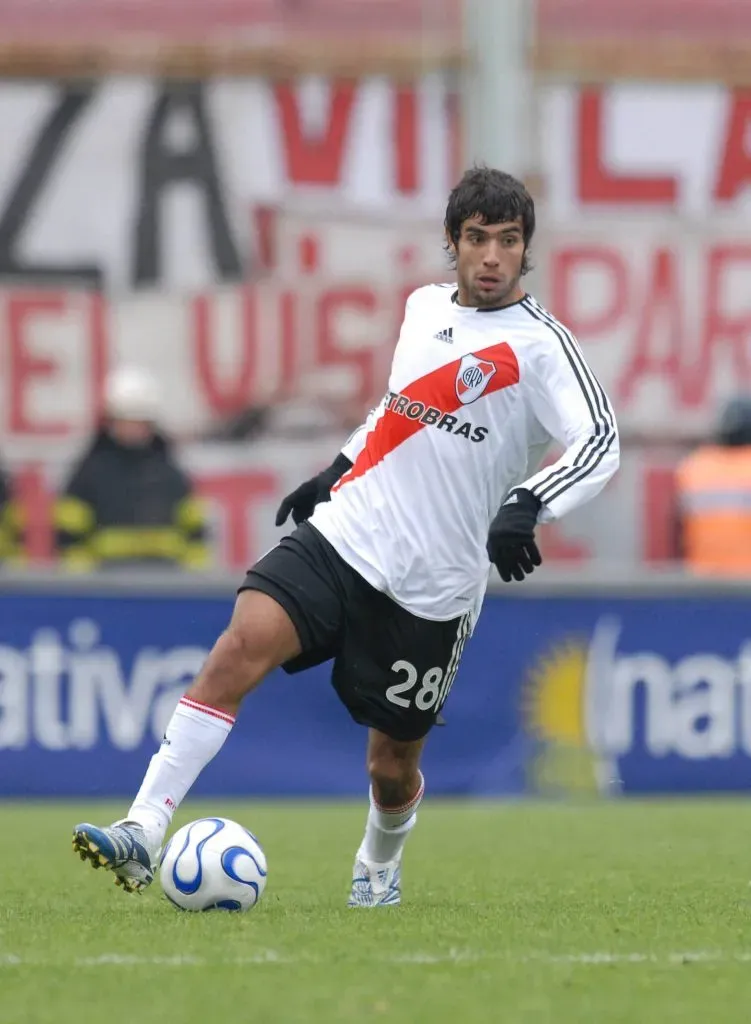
[444,166,535,275]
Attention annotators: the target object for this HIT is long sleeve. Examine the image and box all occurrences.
[340,398,386,463]
[520,323,620,522]
[341,287,420,463]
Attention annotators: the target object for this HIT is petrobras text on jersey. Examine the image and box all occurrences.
[0,618,209,752]
[384,390,490,442]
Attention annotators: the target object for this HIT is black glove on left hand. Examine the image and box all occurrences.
[275,452,353,527]
[486,488,543,583]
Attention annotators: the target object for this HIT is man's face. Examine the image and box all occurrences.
[109,418,154,448]
[450,216,526,308]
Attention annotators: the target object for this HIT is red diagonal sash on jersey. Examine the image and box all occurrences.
[333,341,519,491]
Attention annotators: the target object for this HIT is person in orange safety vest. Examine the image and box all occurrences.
[675,396,751,576]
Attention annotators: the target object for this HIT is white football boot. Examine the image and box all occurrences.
[72,819,158,894]
[348,857,401,907]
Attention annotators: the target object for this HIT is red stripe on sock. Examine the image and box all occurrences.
[374,774,425,815]
[179,696,236,726]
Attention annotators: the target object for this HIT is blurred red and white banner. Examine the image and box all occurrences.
[0,77,459,291]
[537,0,751,40]
[0,0,744,45]
[544,86,751,216]
[0,209,747,452]
[0,80,745,288]
[0,73,745,568]
[0,0,460,43]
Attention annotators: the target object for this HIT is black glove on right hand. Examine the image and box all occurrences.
[486,487,543,583]
[275,453,353,527]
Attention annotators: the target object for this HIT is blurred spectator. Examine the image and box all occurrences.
[0,462,23,564]
[675,395,751,576]
[54,367,210,571]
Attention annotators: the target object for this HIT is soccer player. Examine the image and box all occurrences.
[73,167,619,906]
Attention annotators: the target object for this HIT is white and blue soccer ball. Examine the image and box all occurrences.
[159,817,267,912]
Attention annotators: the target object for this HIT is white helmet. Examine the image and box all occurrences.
[104,366,161,422]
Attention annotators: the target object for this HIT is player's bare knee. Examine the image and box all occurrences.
[211,615,281,680]
[368,751,417,808]
[187,626,265,708]
[217,623,265,675]
[367,730,423,805]
[188,591,302,708]
[224,590,301,673]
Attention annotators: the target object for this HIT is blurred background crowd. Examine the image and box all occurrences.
[0,0,749,578]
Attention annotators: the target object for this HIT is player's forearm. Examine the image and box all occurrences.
[330,452,354,478]
[340,426,366,463]
[521,427,620,522]
[340,395,389,463]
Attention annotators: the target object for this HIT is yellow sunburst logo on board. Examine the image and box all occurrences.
[522,638,601,796]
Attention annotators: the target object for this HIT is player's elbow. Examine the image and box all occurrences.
[603,425,620,482]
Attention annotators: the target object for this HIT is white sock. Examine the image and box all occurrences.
[126,696,235,849]
[357,772,425,865]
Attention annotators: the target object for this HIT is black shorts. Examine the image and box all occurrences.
[240,522,472,742]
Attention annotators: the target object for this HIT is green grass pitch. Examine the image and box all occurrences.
[3,799,751,1023]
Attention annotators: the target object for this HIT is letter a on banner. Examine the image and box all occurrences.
[133,82,243,287]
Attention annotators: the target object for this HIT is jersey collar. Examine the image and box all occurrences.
[451,289,527,313]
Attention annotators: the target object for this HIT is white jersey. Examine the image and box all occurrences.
[311,285,619,622]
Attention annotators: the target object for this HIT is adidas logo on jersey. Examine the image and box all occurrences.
[433,327,454,344]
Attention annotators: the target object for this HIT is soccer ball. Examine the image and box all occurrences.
[159,817,267,912]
